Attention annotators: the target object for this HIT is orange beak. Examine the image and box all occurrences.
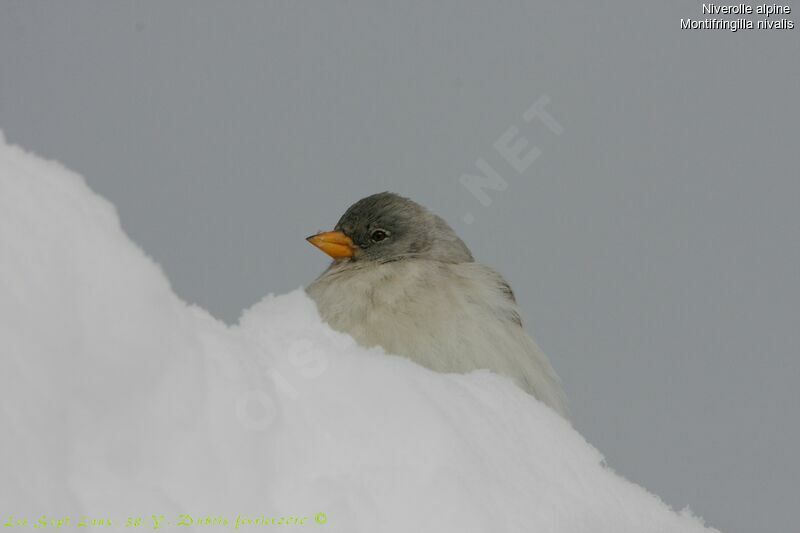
[306,231,355,259]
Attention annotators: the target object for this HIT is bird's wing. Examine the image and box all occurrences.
[452,263,568,417]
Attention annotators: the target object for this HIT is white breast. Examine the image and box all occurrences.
[306,259,567,417]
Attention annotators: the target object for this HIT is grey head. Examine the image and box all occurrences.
[308,192,473,264]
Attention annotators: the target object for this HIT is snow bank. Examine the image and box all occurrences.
[0,133,718,532]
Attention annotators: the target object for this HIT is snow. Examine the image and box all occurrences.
[0,132,718,532]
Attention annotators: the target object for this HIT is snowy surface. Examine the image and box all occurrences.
[0,133,718,532]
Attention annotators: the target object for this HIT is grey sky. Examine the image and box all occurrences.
[1,2,798,532]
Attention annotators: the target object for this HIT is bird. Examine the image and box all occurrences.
[305,192,567,417]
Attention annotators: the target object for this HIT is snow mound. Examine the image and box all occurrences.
[0,133,718,532]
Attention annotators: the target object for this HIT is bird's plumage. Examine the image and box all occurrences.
[306,192,567,417]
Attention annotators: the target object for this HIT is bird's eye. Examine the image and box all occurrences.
[370,229,388,242]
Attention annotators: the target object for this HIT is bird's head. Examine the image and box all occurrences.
[307,192,473,265]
